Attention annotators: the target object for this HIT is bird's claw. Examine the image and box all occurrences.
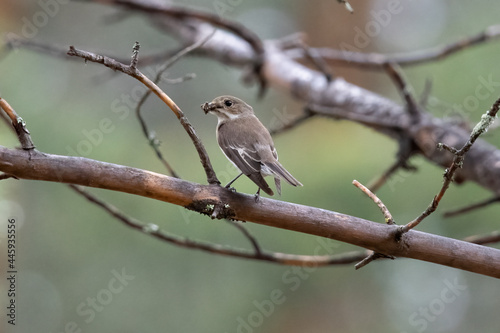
[225,186,237,193]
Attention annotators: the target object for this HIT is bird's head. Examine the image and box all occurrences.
[201,95,254,122]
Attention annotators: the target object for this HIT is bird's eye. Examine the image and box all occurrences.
[224,100,233,107]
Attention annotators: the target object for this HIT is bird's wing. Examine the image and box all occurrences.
[217,121,274,195]
[218,129,261,175]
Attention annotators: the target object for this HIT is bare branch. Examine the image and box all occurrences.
[67,44,220,185]
[444,196,500,218]
[353,180,394,225]
[68,2,500,205]
[135,31,214,177]
[400,97,500,233]
[367,157,417,193]
[352,180,396,269]
[383,62,421,120]
[269,111,313,136]
[296,40,334,82]
[465,231,500,246]
[5,1,500,277]
[0,173,18,180]
[68,184,372,267]
[419,78,434,107]
[285,25,500,69]
[0,98,36,150]
[130,41,140,70]
[225,220,263,257]
[105,0,268,96]
[355,252,394,270]
[2,146,500,278]
[3,34,190,68]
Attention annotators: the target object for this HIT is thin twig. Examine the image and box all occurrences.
[135,31,215,178]
[383,62,421,121]
[3,35,68,59]
[3,35,193,85]
[368,135,418,193]
[419,78,433,108]
[352,180,396,269]
[355,252,395,270]
[353,180,394,225]
[4,34,197,70]
[226,220,263,256]
[297,41,333,82]
[269,111,314,136]
[272,36,333,81]
[444,196,500,218]
[464,231,500,246]
[317,62,421,195]
[111,0,268,97]
[0,98,36,150]
[286,25,500,69]
[67,44,220,185]
[367,157,417,193]
[399,97,500,234]
[0,173,19,180]
[68,184,373,267]
[130,41,140,70]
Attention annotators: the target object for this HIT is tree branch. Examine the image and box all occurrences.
[400,97,500,233]
[2,146,500,278]
[5,1,500,278]
[444,196,500,218]
[134,31,214,177]
[144,11,500,200]
[107,0,268,96]
[69,184,366,266]
[66,44,220,185]
[285,25,500,69]
[0,97,36,150]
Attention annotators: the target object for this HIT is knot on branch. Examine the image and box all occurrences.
[186,199,237,220]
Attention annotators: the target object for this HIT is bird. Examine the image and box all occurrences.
[201,95,302,199]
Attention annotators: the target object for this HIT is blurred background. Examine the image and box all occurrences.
[1,0,500,332]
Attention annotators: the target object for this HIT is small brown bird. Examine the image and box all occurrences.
[202,95,302,198]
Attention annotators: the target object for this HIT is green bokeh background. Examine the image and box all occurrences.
[1,0,500,332]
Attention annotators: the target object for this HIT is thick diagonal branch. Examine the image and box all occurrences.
[1,146,500,278]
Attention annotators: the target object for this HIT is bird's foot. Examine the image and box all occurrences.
[254,188,261,202]
[225,186,237,193]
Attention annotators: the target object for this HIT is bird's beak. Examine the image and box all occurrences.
[201,102,216,114]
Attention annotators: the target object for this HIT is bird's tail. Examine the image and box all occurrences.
[248,173,274,196]
[264,162,303,188]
